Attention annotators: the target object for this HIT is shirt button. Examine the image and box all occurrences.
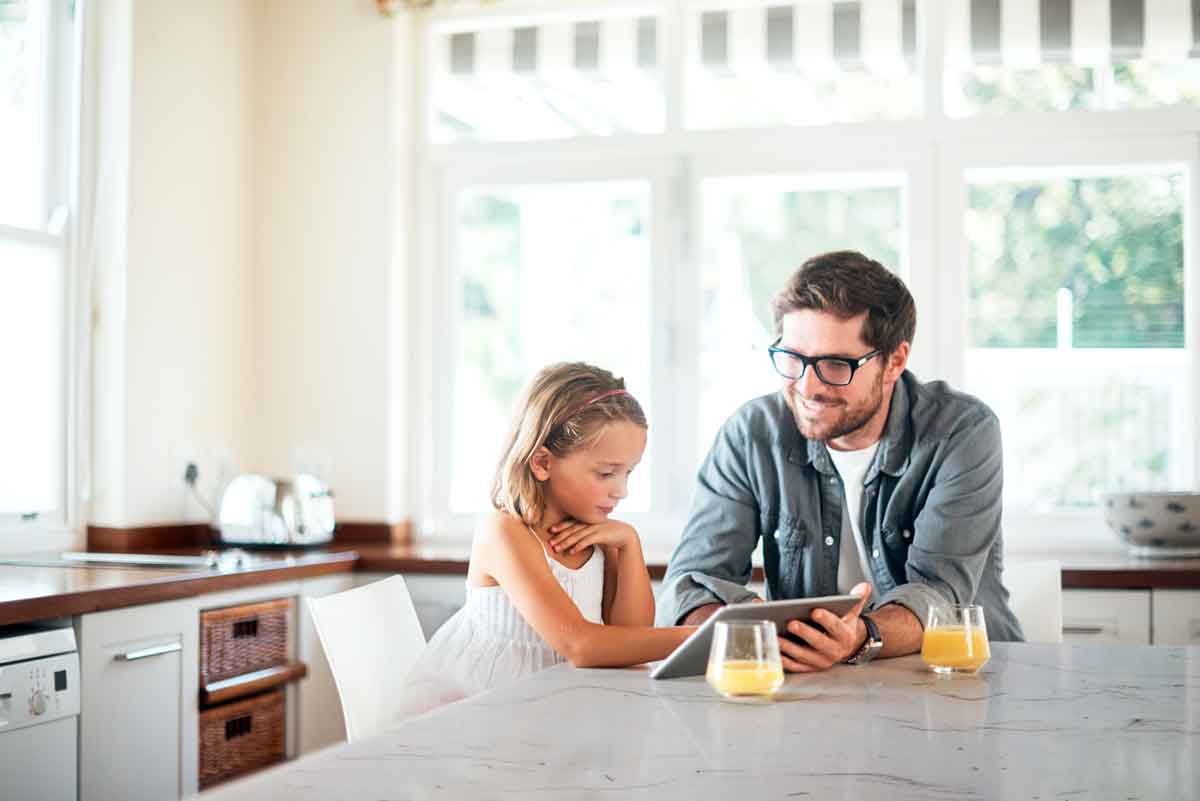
[774,531,782,541]
[824,536,834,546]
[872,549,880,559]
[828,477,837,485]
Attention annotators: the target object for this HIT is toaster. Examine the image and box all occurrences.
[215,473,335,547]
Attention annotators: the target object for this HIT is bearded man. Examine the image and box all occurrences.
[658,250,1023,671]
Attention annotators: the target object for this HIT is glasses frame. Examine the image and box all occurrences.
[768,337,881,386]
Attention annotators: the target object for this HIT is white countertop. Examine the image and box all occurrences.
[199,643,1199,801]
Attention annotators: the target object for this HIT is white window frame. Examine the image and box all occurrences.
[0,0,81,537]
[409,1,1200,549]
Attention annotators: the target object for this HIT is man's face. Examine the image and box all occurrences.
[778,309,892,445]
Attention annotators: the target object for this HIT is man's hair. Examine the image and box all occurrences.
[491,362,646,526]
[770,250,916,355]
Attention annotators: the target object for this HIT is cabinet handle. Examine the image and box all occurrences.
[1062,624,1106,635]
[114,642,182,661]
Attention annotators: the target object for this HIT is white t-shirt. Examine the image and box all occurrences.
[827,442,880,594]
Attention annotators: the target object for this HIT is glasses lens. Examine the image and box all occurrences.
[814,359,852,385]
[771,350,804,379]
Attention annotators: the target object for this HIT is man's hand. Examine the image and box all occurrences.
[777,582,872,673]
[679,603,723,626]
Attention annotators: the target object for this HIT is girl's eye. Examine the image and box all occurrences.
[598,471,614,479]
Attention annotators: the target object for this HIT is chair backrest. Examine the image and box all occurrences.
[306,575,427,741]
[1002,559,1063,643]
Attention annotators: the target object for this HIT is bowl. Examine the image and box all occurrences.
[1099,491,1200,557]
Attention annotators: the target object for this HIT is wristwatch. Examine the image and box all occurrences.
[845,614,883,665]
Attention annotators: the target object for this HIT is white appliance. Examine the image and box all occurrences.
[0,623,80,801]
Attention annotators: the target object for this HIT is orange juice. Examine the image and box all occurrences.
[921,626,991,672]
[706,660,785,696]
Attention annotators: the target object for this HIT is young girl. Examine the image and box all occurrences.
[397,362,693,718]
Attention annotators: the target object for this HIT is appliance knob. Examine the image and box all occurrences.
[30,690,46,716]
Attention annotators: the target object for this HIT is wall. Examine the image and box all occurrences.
[90,0,256,527]
[252,0,411,522]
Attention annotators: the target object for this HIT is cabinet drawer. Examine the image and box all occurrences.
[198,689,286,789]
[1061,589,1150,645]
[200,598,291,684]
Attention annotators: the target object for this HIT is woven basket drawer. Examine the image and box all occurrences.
[200,597,290,685]
[198,690,286,789]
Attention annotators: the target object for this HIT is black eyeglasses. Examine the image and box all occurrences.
[768,338,880,386]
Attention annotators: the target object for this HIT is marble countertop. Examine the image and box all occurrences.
[197,643,1199,801]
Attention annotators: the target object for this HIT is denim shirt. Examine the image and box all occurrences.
[657,371,1024,641]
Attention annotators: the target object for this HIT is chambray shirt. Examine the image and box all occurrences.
[657,371,1024,641]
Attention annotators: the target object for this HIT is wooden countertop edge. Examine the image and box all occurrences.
[0,554,356,627]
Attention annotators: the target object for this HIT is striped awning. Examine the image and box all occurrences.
[698,2,918,73]
[442,16,658,78]
[947,0,1200,67]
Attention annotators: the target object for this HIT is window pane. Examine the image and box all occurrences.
[686,3,921,129]
[698,176,903,455]
[944,0,1200,117]
[0,233,65,515]
[0,0,46,227]
[964,169,1190,510]
[430,13,664,143]
[451,181,653,514]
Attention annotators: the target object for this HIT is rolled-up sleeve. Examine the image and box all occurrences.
[878,412,1003,630]
[656,417,762,626]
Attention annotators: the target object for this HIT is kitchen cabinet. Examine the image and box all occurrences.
[1061,589,1151,645]
[78,596,197,801]
[1152,589,1200,644]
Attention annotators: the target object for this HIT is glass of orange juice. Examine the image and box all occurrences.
[705,620,785,699]
[921,604,990,674]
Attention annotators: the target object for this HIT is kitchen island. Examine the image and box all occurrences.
[197,642,1199,801]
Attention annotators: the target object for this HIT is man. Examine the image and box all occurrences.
[658,250,1022,672]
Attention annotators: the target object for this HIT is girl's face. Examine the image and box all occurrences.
[534,420,647,525]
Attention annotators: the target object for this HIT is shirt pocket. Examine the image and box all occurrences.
[770,516,811,598]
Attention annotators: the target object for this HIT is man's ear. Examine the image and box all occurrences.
[528,446,553,481]
[885,341,910,382]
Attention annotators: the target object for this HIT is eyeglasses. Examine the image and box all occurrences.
[768,338,880,386]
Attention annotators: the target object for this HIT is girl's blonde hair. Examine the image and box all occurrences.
[491,362,646,526]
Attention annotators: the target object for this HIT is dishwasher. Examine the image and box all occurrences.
[0,622,80,801]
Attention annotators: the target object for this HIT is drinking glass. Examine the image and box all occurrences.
[705,620,785,698]
[921,604,991,674]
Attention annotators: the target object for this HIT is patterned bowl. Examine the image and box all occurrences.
[1099,492,1200,557]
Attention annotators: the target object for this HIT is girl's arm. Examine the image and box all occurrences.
[477,513,692,669]
[551,520,654,625]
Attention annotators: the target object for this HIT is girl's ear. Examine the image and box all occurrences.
[528,446,553,481]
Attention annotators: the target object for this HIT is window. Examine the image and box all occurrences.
[964,167,1190,511]
[0,0,77,526]
[415,2,1199,546]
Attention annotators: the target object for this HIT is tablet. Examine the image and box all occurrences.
[649,594,862,679]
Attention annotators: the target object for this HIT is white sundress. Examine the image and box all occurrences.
[396,534,606,720]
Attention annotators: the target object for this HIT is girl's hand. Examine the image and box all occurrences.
[547,519,639,554]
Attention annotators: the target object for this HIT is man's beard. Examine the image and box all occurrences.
[785,369,885,443]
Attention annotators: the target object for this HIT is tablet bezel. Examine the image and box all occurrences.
[649,593,863,680]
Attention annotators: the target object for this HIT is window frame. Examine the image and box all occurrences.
[409,1,1200,548]
[0,0,81,536]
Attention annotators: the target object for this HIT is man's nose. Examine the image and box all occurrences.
[793,362,824,396]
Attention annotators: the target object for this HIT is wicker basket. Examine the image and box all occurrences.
[198,690,286,789]
[200,598,290,685]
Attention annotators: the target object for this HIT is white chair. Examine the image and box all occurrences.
[306,575,427,741]
[1002,559,1063,643]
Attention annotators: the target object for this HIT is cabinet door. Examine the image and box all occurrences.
[1061,589,1151,645]
[79,599,195,801]
[1152,590,1200,645]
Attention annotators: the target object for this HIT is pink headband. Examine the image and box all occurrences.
[552,389,630,429]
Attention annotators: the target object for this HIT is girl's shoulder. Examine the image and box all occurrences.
[474,510,537,551]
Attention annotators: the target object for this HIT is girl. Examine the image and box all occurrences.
[398,362,693,718]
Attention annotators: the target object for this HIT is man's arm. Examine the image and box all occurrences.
[656,417,762,627]
[877,411,1005,646]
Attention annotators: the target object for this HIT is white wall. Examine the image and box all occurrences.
[90,0,256,526]
[84,0,413,531]
[252,0,412,521]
